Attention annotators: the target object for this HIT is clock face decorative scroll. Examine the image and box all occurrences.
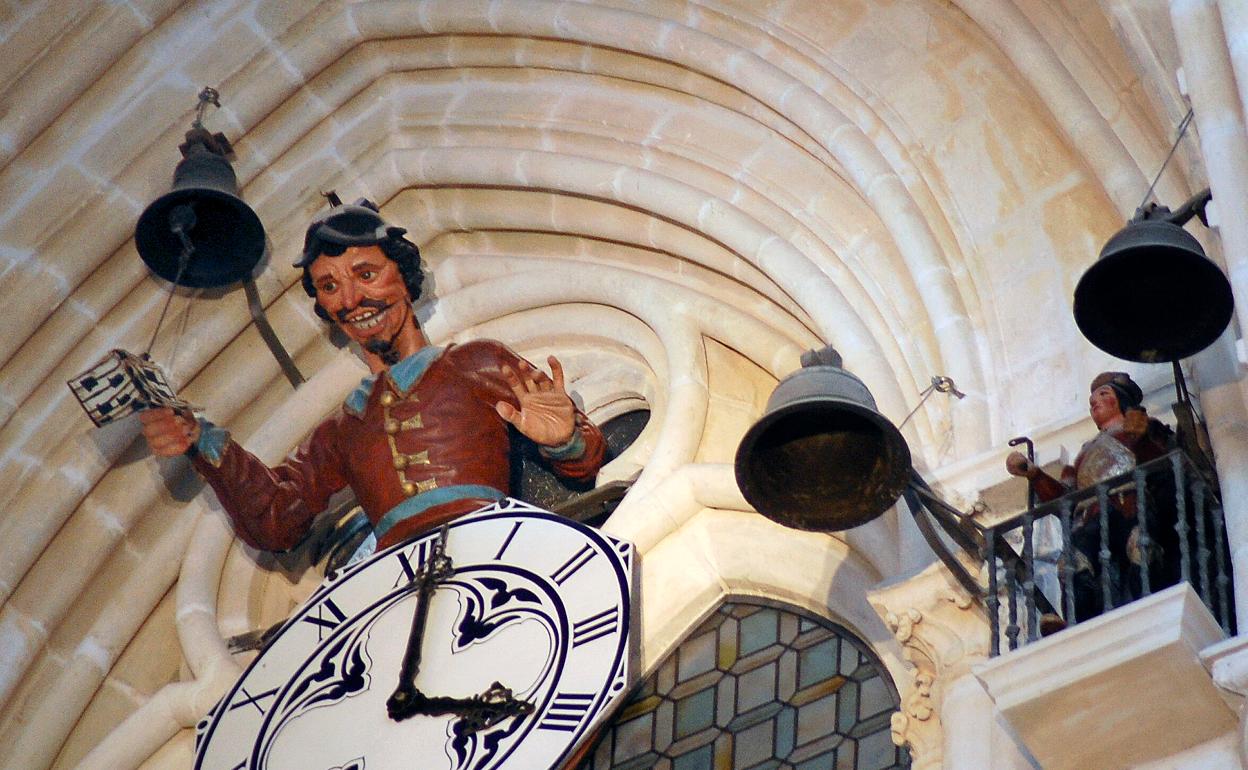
[194,499,635,770]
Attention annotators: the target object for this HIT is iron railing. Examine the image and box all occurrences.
[981,450,1233,656]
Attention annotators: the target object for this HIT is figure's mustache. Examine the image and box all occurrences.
[335,297,391,323]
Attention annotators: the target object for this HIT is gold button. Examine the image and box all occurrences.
[384,419,400,434]
[401,481,417,496]
[379,392,395,407]
[393,455,407,469]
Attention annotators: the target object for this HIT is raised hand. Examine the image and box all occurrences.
[495,356,577,448]
[1005,451,1035,478]
[139,407,200,457]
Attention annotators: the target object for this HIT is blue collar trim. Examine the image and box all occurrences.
[343,346,444,417]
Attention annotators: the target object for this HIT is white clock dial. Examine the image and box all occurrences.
[194,499,634,770]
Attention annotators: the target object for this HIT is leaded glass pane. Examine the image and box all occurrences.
[740,608,780,656]
[681,630,719,682]
[673,743,714,770]
[676,687,717,738]
[799,638,839,689]
[737,660,778,713]
[735,718,775,767]
[859,676,893,720]
[613,712,654,763]
[580,602,910,769]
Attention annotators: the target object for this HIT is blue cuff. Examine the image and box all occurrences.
[539,428,585,461]
[194,418,230,467]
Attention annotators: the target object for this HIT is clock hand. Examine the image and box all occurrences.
[393,682,535,735]
[386,524,454,721]
[454,682,535,735]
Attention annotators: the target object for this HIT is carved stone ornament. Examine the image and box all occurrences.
[868,561,989,769]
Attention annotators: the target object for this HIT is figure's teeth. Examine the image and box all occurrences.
[349,306,388,330]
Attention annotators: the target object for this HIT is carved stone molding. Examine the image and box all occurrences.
[869,561,990,769]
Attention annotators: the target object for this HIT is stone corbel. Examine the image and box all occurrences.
[868,561,990,769]
[1204,635,1248,768]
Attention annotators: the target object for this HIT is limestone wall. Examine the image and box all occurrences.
[0,1,1240,768]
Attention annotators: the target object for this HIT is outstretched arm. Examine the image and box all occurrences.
[140,407,347,551]
[1005,451,1070,503]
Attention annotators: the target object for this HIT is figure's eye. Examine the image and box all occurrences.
[359,269,377,281]
[317,280,337,294]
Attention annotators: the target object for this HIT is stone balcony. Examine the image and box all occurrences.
[973,584,1237,770]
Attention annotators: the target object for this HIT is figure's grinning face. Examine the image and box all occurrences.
[309,245,415,352]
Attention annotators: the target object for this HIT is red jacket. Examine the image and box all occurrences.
[192,341,605,551]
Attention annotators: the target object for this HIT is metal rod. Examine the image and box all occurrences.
[1194,481,1210,602]
[1005,566,1020,652]
[242,277,305,388]
[903,486,983,597]
[987,532,1000,657]
[1135,468,1151,597]
[1023,513,1037,642]
[1172,454,1189,587]
[1137,108,1194,213]
[1213,503,1232,633]
[144,229,193,358]
[1098,484,1113,612]
[1060,500,1076,622]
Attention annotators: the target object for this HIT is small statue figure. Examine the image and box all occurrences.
[1005,372,1175,621]
[140,199,605,553]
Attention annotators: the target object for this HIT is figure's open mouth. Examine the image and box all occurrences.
[343,303,392,332]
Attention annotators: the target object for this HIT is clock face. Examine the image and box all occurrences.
[194,499,635,770]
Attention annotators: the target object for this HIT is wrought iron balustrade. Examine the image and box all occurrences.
[981,450,1233,656]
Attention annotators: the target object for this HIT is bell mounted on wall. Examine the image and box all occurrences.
[135,87,266,288]
[733,346,911,532]
[734,346,984,597]
[133,87,304,388]
[1073,188,1232,364]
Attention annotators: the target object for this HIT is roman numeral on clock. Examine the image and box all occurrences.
[551,544,596,585]
[494,520,524,560]
[392,539,433,588]
[538,692,596,732]
[301,597,347,640]
[572,607,618,648]
[228,685,278,716]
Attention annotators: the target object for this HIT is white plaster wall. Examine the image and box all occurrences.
[0,1,1240,768]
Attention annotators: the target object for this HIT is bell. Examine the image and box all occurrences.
[135,128,266,288]
[734,348,911,532]
[1073,194,1232,363]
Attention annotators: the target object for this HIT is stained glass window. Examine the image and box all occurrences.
[579,602,910,770]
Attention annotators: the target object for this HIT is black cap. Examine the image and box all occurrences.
[294,198,407,267]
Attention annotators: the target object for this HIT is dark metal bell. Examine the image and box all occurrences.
[135,129,266,288]
[734,349,911,532]
[1073,193,1232,363]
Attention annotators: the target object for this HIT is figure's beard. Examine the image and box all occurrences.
[363,338,402,366]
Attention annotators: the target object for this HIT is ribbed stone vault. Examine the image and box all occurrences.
[0,1,1202,767]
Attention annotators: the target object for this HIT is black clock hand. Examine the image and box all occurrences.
[386,524,454,721]
[454,682,535,735]
[394,682,535,735]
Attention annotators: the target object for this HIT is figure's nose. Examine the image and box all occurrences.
[339,277,360,310]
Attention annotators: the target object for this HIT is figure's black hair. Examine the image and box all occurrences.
[300,229,424,322]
